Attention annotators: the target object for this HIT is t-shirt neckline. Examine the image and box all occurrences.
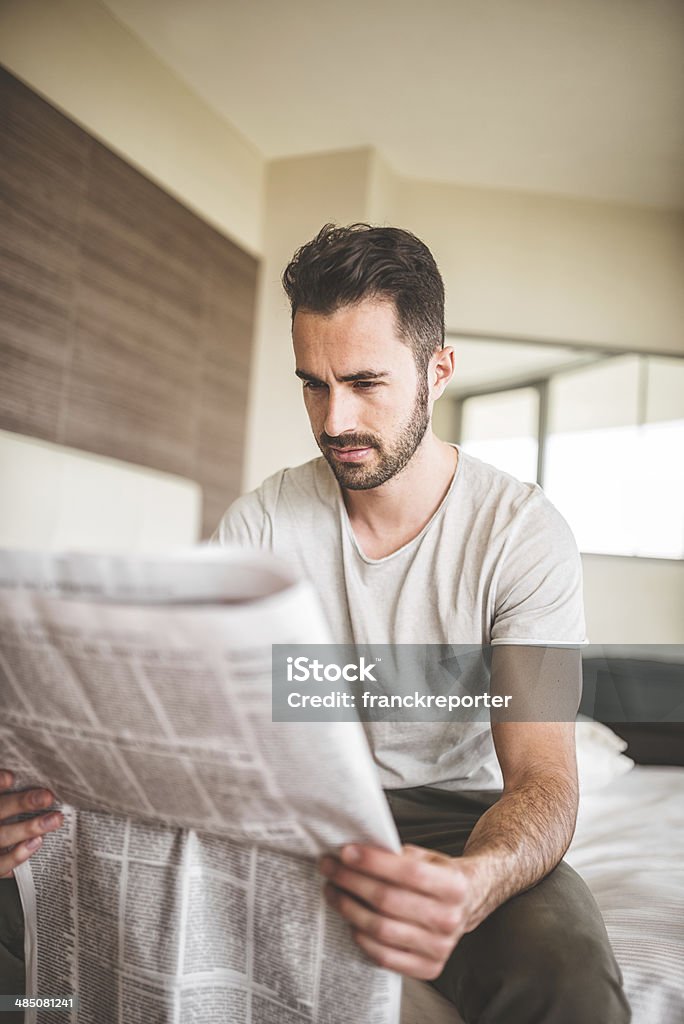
[336,444,463,566]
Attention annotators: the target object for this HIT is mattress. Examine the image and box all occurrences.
[566,765,684,1024]
[401,766,684,1024]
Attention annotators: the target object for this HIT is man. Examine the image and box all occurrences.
[212,223,630,1022]
[0,223,629,1022]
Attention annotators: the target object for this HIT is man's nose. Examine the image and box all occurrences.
[323,388,357,439]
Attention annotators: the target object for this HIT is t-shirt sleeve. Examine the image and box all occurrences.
[490,490,587,646]
[210,488,272,550]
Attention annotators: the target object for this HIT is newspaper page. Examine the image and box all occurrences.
[0,548,402,1024]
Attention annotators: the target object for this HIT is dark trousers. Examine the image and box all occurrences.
[387,786,631,1024]
[0,877,24,1024]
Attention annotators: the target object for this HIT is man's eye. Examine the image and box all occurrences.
[303,381,326,391]
[353,381,379,390]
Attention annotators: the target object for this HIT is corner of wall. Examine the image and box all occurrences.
[0,0,265,256]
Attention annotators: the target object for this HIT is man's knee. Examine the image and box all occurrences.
[438,930,630,1023]
[507,934,630,1024]
[433,864,632,1024]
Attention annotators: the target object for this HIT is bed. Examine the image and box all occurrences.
[401,727,684,1024]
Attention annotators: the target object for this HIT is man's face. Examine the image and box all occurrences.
[293,298,431,490]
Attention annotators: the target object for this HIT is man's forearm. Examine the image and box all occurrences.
[458,769,578,932]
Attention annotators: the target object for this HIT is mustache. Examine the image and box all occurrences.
[319,432,379,450]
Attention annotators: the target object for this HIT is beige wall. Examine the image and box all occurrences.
[244,148,376,489]
[582,555,684,643]
[0,0,264,255]
[393,179,684,355]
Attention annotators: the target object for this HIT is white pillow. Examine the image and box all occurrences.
[575,717,634,794]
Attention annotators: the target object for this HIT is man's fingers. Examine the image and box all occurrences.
[352,929,447,981]
[402,843,433,858]
[0,781,62,877]
[402,843,451,865]
[335,844,467,901]
[320,858,464,935]
[0,810,63,851]
[324,883,455,961]
[0,836,44,878]
[0,775,63,876]
[0,788,56,822]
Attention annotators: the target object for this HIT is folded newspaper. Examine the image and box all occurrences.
[0,547,402,1024]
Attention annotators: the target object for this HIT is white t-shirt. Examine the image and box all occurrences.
[213,447,586,791]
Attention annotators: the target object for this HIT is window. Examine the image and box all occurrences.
[448,344,684,560]
[460,388,539,483]
[544,356,684,559]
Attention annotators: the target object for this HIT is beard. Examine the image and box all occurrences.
[317,375,430,490]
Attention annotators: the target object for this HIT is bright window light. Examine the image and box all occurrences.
[543,356,684,559]
[544,422,684,559]
[460,388,539,483]
[454,351,684,560]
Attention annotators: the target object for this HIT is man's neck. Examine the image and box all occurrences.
[341,434,459,559]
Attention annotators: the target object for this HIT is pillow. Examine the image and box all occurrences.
[575,717,634,794]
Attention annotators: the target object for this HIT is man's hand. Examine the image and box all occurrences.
[0,770,63,878]
[319,843,482,980]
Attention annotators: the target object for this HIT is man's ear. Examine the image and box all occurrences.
[430,346,455,399]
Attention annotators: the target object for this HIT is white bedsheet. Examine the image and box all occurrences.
[566,765,684,1024]
[402,766,684,1024]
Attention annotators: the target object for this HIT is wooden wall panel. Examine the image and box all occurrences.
[0,67,258,538]
[63,144,206,478]
[0,67,89,441]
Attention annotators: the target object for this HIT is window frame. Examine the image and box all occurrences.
[447,336,684,562]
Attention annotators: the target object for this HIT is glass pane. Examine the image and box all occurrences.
[545,353,684,558]
[547,355,640,433]
[635,421,684,558]
[461,388,538,482]
[544,427,641,556]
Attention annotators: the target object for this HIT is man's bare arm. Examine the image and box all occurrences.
[458,719,578,930]
[319,720,579,979]
[318,646,582,979]
[441,643,581,931]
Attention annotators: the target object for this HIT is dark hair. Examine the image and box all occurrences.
[282,223,445,371]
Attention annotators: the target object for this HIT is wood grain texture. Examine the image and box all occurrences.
[0,66,89,440]
[0,67,257,538]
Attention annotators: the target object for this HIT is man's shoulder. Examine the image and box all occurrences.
[454,454,586,644]
[212,456,337,547]
[254,456,337,510]
[456,449,576,551]
[458,449,541,516]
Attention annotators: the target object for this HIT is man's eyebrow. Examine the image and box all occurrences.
[294,369,390,383]
[294,369,322,384]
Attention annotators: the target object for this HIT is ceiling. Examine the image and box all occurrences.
[447,337,604,394]
[103,0,684,209]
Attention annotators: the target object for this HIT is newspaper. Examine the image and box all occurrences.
[0,548,402,1024]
